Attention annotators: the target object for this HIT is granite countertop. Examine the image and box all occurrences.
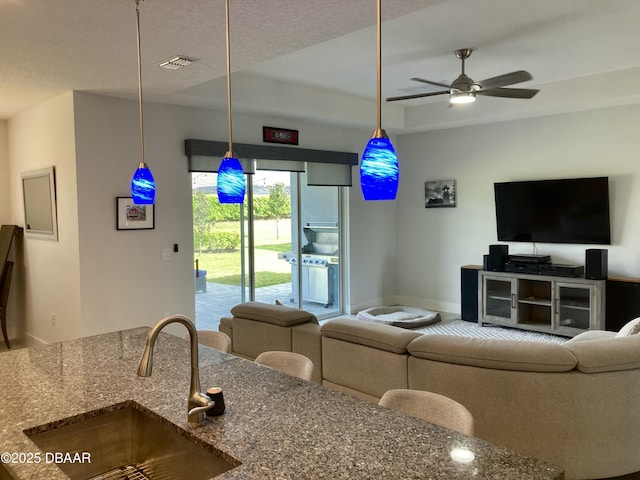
[0,327,564,479]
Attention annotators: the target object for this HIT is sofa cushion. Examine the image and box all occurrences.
[564,334,640,373]
[231,317,294,358]
[566,330,617,343]
[219,316,233,340]
[321,318,422,354]
[322,336,411,398]
[292,323,323,384]
[231,301,318,327]
[408,334,577,372]
[616,317,640,337]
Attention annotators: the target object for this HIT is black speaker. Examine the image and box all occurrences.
[488,244,509,272]
[585,249,608,280]
[606,279,640,331]
[461,266,480,322]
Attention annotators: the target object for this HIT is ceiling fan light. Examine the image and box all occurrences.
[217,155,246,204]
[450,91,476,104]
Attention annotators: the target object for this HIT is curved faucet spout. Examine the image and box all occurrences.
[137,314,214,424]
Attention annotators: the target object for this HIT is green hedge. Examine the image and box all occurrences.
[210,231,240,252]
[195,231,241,253]
[193,183,291,223]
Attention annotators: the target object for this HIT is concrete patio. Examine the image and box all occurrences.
[195,282,340,331]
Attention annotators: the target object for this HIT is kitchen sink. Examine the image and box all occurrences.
[25,401,239,480]
[0,463,15,480]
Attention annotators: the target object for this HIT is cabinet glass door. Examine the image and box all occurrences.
[556,284,592,330]
[484,277,515,322]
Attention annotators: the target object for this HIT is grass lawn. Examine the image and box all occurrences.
[212,271,291,288]
[195,219,293,287]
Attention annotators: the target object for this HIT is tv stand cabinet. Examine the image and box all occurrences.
[478,270,605,337]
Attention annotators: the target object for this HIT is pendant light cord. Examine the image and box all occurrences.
[135,0,146,167]
[225,0,234,155]
[376,0,382,130]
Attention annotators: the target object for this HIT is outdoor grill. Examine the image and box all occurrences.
[278,222,338,307]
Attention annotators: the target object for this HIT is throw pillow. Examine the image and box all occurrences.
[616,317,640,337]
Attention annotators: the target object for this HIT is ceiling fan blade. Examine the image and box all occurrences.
[386,90,449,102]
[478,70,533,89]
[477,87,539,99]
[411,77,452,89]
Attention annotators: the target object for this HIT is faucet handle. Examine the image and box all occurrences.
[188,392,215,424]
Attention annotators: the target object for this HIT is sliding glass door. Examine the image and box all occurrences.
[252,170,294,306]
[192,169,343,330]
[192,172,246,328]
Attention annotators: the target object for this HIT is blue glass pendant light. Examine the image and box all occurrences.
[130,0,156,205]
[361,131,399,201]
[360,0,399,201]
[217,155,245,203]
[216,0,245,204]
[131,162,156,204]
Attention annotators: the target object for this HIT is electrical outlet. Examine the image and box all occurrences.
[161,248,173,261]
[51,313,56,327]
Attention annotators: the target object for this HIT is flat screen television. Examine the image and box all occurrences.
[494,177,611,245]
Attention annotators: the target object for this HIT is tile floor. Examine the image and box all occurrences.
[0,337,25,352]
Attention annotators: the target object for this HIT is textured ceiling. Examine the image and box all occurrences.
[2,0,640,132]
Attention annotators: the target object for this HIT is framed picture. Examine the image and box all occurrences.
[116,197,155,230]
[263,126,299,145]
[425,180,456,208]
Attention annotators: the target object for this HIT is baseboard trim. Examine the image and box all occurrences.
[394,296,459,315]
[24,332,47,347]
[351,296,460,316]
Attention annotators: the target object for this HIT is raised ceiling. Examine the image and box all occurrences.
[2,0,639,132]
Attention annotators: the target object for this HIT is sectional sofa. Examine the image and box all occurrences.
[219,301,640,480]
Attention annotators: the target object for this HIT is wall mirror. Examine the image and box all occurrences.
[21,166,58,241]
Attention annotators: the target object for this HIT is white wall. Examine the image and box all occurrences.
[394,103,640,313]
[0,121,9,224]
[7,93,639,339]
[73,93,212,336]
[69,92,395,337]
[0,119,18,345]
[8,92,82,344]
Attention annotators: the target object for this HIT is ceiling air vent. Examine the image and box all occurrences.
[159,56,196,70]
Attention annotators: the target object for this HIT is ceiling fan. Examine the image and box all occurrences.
[387,48,539,104]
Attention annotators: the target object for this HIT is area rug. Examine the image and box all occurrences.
[413,316,568,344]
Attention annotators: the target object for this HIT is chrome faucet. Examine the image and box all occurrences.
[137,314,214,424]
